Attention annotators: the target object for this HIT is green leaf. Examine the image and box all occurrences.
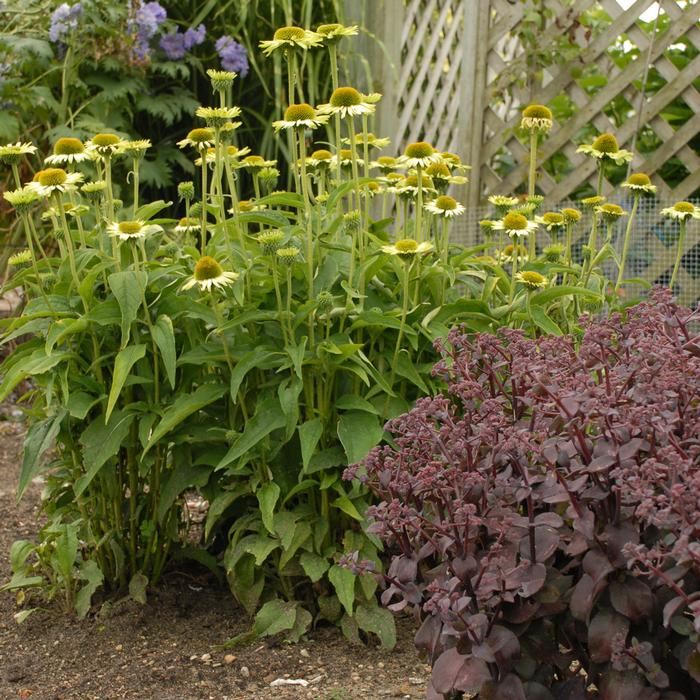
[144,383,226,455]
[356,603,397,650]
[18,409,66,500]
[337,412,384,465]
[530,284,601,306]
[395,351,429,394]
[229,350,279,402]
[253,599,298,637]
[205,486,248,540]
[335,395,379,414]
[108,271,148,348]
[529,306,563,335]
[129,572,149,604]
[332,495,363,521]
[217,397,286,469]
[257,482,280,534]
[135,199,171,221]
[106,344,146,422]
[244,534,279,565]
[278,521,312,570]
[299,551,330,583]
[298,418,323,472]
[153,315,177,389]
[75,560,104,619]
[66,392,100,420]
[76,410,134,497]
[328,564,356,615]
[0,349,72,404]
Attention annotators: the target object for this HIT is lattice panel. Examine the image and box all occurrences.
[473,0,700,204]
[395,0,466,152]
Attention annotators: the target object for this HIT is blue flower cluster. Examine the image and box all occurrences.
[128,1,167,59]
[160,23,206,61]
[49,2,83,44]
[215,36,249,77]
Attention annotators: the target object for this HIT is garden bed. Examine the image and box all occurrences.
[0,416,426,700]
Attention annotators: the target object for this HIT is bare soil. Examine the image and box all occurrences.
[0,418,427,700]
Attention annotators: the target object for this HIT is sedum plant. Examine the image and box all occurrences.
[346,289,700,698]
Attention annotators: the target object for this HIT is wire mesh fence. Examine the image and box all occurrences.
[449,197,700,307]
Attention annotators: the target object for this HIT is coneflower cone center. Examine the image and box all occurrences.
[522,104,552,120]
[92,133,120,147]
[54,138,85,155]
[37,168,68,187]
[274,26,305,41]
[503,212,528,230]
[395,239,419,253]
[330,87,362,107]
[284,104,316,121]
[592,133,619,153]
[435,195,457,210]
[118,221,142,235]
[674,201,695,213]
[405,141,434,159]
[194,256,223,280]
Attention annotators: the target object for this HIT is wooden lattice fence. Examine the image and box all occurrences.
[345,0,700,303]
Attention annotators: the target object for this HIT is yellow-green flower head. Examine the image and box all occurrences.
[536,211,565,231]
[425,194,465,218]
[256,230,286,255]
[622,172,656,194]
[273,103,329,131]
[241,155,277,170]
[235,199,267,213]
[397,173,436,197]
[521,104,553,132]
[316,290,335,311]
[177,128,215,150]
[515,270,548,290]
[276,246,301,265]
[561,207,582,223]
[258,166,279,185]
[361,180,381,198]
[441,151,471,173]
[30,168,83,196]
[342,132,390,150]
[497,243,528,264]
[317,87,375,118]
[86,133,122,156]
[3,185,41,213]
[595,203,627,224]
[311,149,332,161]
[307,149,333,169]
[45,137,92,165]
[488,194,520,211]
[119,139,152,160]
[196,143,251,166]
[183,256,239,292]
[576,133,633,164]
[78,181,105,202]
[260,26,323,56]
[207,69,237,92]
[0,141,37,165]
[174,217,201,233]
[425,162,451,180]
[196,105,242,129]
[382,238,434,258]
[479,219,497,231]
[660,201,700,222]
[371,155,399,172]
[343,210,362,232]
[581,195,605,209]
[316,23,358,44]
[333,149,365,168]
[543,243,565,262]
[492,211,539,238]
[8,249,32,268]
[177,181,195,201]
[108,219,163,241]
[401,141,441,169]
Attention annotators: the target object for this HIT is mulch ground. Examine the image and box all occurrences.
[0,416,428,700]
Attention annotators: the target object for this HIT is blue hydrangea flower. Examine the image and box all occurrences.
[128,1,167,59]
[215,36,249,77]
[184,24,206,50]
[49,2,83,44]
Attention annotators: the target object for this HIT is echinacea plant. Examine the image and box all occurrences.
[346,288,700,699]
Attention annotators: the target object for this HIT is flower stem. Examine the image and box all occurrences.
[415,164,424,242]
[669,219,686,290]
[200,155,208,254]
[615,194,639,292]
